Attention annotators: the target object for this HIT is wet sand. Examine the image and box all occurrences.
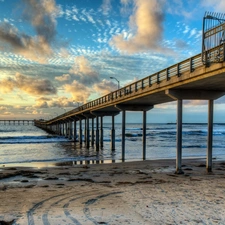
[1,159,225,225]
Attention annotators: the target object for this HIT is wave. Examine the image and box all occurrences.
[102,138,121,142]
[0,135,69,144]
[0,129,19,133]
[0,157,79,165]
[125,133,142,137]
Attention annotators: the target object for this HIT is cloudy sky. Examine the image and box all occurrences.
[0,0,225,123]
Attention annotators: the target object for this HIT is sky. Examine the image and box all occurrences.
[0,0,225,123]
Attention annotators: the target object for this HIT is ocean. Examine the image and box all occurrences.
[0,122,225,167]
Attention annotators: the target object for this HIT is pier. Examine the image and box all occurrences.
[0,120,34,125]
[35,13,225,173]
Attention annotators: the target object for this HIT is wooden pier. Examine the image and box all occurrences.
[35,13,225,173]
[0,120,34,125]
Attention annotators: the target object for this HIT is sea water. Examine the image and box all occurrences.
[0,123,225,167]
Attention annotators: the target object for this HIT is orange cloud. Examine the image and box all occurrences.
[34,96,76,109]
[110,0,167,53]
[3,112,12,115]
[69,56,99,85]
[0,73,57,96]
[63,80,91,103]
[0,106,7,111]
[93,79,118,96]
[55,74,71,82]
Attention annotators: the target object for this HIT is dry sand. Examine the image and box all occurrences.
[1,159,225,225]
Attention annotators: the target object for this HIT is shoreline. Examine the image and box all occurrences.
[1,158,225,224]
[0,156,213,169]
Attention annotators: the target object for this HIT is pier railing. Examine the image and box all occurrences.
[46,43,224,124]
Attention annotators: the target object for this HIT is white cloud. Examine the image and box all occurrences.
[183,25,190,34]
[101,0,112,15]
[189,28,197,38]
[202,0,225,11]
[110,0,172,54]
[72,15,79,21]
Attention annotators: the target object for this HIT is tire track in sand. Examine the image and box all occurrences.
[26,188,112,225]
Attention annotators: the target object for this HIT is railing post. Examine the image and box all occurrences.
[177,63,181,77]
[190,57,194,72]
[223,42,225,62]
[166,68,170,81]
[157,72,160,84]
[149,76,152,86]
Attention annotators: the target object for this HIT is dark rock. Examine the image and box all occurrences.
[0,220,15,225]
[25,185,35,188]
[196,164,206,167]
[183,168,193,171]
[21,180,29,183]
[44,177,59,180]
[57,172,71,175]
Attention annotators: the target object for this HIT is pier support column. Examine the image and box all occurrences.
[96,116,99,150]
[68,121,70,138]
[207,99,213,172]
[66,122,68,137]
[69,120,72,139]
[143,110,147,160]
[116,104,153,162]
[74,120,77,142]
[79,119,82,145]
[91,111,120,151]
[86,117,90,148]
[62,122,65,136]
[60,123,63,135]
[122,110,126,161]
[91,118,95,146]
[176,99,183,174]
[84,119,87,143]
[111,115,115,151]
[166,89,225,173]
[100,116,104,148]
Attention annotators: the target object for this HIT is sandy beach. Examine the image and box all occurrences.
[1,159,225,225]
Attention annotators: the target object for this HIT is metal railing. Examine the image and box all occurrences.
[77,53,203,111]
[42,44,224,125]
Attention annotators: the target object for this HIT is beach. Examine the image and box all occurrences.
[1,159,225,225]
